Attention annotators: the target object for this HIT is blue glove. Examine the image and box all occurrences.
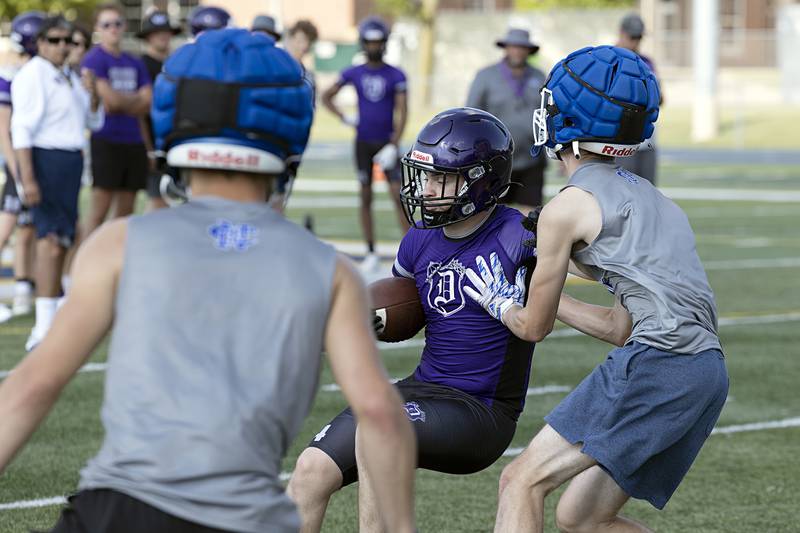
[464,252,527,325]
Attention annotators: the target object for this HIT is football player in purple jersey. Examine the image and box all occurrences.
[322,16,409,273]
[288,107,538,532]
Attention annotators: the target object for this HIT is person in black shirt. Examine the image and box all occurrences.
[136,10,180,210]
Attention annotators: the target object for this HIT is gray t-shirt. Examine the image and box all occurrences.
[79,196,337,532]
[567,162,721,355]
[466,60,546,171]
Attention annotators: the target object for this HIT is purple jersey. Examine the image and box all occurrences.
[0,76,11,107]
[81,46,151,144]
[392,206,537,418]
[339,63,406,143]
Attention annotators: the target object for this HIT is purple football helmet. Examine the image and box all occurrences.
[358,16,389,42]
[400,107,514,229]
[188,6,231,37]
[10,11,46,56]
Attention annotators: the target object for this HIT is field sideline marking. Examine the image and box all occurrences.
[1,312,799,380]
[3,416,799,512]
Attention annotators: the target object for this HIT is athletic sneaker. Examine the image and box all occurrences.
[0,303,12,324]
[360,253,381,274]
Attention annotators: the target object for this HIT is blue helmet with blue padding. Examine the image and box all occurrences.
[151,28,314,181]
[532,45,659,160]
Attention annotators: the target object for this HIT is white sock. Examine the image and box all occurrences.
[34,297,59,334]
[61,275,72,294]
[15,280,33,297]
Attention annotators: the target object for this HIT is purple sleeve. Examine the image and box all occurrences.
[135,56,152,88]
[394,68,407,93]
[338,66,356,87]
[0,79,11,106]
[81,48,108,79]
[498,212,536,268]
[392,231,417,279]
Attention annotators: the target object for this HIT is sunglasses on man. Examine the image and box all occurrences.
[99,20,124,29]
[44,36,75,46]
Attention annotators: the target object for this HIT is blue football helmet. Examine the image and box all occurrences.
[151,29,314,197]
[358,16,389,42]
[188,6,231,37]
[10,11,46,56]
[400,107,513,229]
[532,45,660,160]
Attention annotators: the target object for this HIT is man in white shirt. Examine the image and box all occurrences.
[11,16,103,350]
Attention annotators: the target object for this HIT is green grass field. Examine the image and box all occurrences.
[0,155,799,532]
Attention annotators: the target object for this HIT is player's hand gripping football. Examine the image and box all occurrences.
[464,252,527,325]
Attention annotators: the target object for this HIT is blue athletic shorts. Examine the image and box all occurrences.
[31,147,83,247]
[544,342,728,509]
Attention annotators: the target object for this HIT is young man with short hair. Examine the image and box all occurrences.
[464,45,727,533]
[0,29,415,533]
[11,16,103,350]
[81,3,152,234]
[289,107,537,533]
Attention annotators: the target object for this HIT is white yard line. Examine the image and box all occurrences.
[703,257,800,271]
[292,180,800,203]
[4,416,799,511]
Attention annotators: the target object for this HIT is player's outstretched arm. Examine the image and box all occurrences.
[324,255,416,533]
[557,293,632,347]
[0,220,125,473]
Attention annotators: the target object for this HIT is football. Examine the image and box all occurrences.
[368,277,426,342]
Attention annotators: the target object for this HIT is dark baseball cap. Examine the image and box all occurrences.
[620,13,645,39]
[252,15,281,40]
[136,11,181,39]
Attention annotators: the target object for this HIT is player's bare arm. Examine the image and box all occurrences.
[94,78,148,115]
[0,106,16,182]
[324,254,416,533]
[0,219,126,472]
[502,186,602,342]
[321,81,346,123]
[557,293,632,347]
[390,90,407,146]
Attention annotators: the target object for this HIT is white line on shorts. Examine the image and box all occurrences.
[4,416,799,511]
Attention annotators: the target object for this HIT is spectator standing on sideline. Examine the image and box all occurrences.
[11,16,103,350]
[0,29,415,533]
[615,13,662,184]
[322,16,409,273]
[269,19,320,214]
[467,28,547,215]
[251,15,282,41]
[0,12,45,320]
[136,9,181,211]
[81,3,151,236]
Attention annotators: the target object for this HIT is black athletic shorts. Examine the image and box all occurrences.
[354,140,401,185]
[308,376,517,487]
[502,164,545,207]
[48,489,232,533]
[1,165,33,226]
[90,137,148,191]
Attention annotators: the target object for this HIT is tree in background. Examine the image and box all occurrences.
[1,0,100,24]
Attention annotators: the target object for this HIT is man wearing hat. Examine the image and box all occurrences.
[137,10,181,210]
[616,13,662,185]
[252,15,281,41]
[467,28,547,214]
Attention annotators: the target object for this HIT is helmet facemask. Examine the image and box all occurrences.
[400,157,506,229]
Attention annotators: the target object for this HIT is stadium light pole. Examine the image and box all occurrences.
[692,0,719,141]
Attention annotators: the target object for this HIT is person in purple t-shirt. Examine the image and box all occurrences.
[322,16,409,273]
[81,3,152,237]
[288,108,537,532]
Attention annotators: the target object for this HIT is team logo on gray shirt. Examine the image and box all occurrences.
[208,219,259,251]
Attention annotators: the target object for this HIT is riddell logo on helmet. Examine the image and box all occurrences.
[410,150,433,164]
[188,149,260,168]
[601,145,638,157]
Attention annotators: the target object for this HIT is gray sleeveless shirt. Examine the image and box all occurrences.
[79,196,337,532]
[566,162,721,354]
